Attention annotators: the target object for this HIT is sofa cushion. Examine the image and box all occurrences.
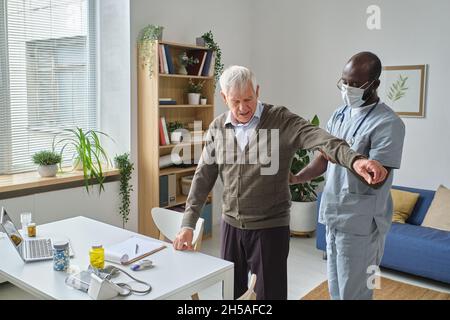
[382,222,450,284]
[421,185,450,232]
[392,186,435,225]
[391,189,420,223]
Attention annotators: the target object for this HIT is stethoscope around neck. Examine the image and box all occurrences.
[333,99,380,147]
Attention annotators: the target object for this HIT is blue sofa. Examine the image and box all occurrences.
[316,186,450,284]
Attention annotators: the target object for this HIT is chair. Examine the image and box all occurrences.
[237,274,257,300]
[151,207,205,251]
[151,207,204,299]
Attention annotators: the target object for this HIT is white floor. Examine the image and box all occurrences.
[1,223,449,300]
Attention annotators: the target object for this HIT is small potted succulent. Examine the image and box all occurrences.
[187,78,205,105]
[200,95,207,105]
[32,150,62,177]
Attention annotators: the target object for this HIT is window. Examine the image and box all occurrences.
[0,0,96,174]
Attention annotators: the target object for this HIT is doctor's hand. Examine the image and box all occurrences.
[352,159,388,185]
[173,228,194,251]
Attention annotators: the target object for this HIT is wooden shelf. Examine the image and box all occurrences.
[159,165,197,176]
[159,73,214,80]
[163,193,212,209]
[159,104,213,109]
[159,40,207,50]
[159,141,204,151]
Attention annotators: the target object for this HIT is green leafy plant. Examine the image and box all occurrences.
[387,74,409,102]
[167,121,184,133]
[138,25,164,79]
[290,115,325,202]
[187,78,205,93]
[53,128,112,194]
[32,150,62,166]
[114,153,134,228]
[200,30,224,86]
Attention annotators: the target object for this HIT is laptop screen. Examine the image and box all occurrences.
[0,207,24,254]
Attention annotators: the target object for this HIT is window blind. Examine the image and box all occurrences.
[0,0,96,174]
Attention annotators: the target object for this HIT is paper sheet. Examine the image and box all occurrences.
[104,236,165,264]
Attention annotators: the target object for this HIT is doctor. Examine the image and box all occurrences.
[291,52,405,299]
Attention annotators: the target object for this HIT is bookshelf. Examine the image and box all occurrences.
[137,40,215,238]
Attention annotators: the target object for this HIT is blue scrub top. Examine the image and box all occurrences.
[318,102,405,235]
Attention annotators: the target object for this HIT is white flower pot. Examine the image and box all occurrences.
[170,131,183,144]
[188,93,200,105]
[37,164,58,177]
[290,201,318,235]
[200,98,207,105]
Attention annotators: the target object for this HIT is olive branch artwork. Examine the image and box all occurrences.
[387,74,409,102]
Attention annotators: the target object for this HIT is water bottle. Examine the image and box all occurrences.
[53,241,70,271]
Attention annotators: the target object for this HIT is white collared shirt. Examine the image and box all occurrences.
[224,101,264,151]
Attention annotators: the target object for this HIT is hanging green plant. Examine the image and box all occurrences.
[114,153,135,228]
[200,31,224,87]
[138,25,164,79]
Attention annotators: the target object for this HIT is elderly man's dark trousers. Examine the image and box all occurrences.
[220,220,290,300]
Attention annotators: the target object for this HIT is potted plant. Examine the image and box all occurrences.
[290,115,325,236]
[198,30,224,86]
[200,96,207,105]
[178,52,199,75]
[32,150,62,177]
[187,78,205,105]
[138,24,164,79]
[114,153,134,229]
[53,128,113,194]
[167,121,184,144]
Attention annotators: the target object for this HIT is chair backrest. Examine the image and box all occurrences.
[237,274,257,300]
[151,207,205,251]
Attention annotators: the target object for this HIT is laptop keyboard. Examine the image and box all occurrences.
[26,239,52,259]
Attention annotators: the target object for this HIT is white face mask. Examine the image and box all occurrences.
[340,80,375,108]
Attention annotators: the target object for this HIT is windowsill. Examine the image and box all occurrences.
[0,168,120,199]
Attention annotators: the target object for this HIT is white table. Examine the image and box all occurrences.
[0,216,234,300]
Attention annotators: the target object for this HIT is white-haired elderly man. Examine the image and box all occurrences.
[173,65,387,300]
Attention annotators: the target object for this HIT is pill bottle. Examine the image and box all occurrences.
[27,223,36,238]
[53,241,70,271]
[89,245,105,269]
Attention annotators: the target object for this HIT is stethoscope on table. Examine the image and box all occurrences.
[333,99,380,147]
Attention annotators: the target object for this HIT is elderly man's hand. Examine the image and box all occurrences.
[173,228,194,251]
[352,159,388,185]
[289,172,305,185]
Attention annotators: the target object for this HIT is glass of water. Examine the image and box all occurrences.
[20,212,32,232]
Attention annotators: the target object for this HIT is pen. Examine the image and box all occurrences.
[135,244,139,254]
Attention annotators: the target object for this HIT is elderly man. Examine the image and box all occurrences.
[291,52,405,299]
[173,65,387,300]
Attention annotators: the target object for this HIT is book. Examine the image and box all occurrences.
[168,174,176,206]
[201,50,213,77]
[161,116,170,144]
[197,51,207,76]
[163,44,174,74]
[104,236,166,265]
[208,52,216,77]
[158,44,165,73]
[159,118,167,145]
[159,99,177,105]
[159,175,168,206]
[160,44,169,74]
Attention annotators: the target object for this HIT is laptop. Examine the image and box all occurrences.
[0,207,74,262]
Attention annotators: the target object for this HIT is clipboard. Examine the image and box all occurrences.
[104,236,167,265]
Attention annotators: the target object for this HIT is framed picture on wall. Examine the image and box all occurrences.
[379,65,427,117]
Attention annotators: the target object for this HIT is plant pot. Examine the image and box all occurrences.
[196,37,206,47]
[290,201,318,235]
[188,93,201,105]
[37,164,58,177]
[200,98,207,105]
[170,131,183,144]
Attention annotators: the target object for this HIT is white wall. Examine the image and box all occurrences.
[251,0,450,190]
[130,0,254,226]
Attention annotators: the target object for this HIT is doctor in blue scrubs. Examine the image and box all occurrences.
[291,52,405,299]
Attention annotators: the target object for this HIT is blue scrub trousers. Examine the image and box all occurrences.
[325,221,386,300]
